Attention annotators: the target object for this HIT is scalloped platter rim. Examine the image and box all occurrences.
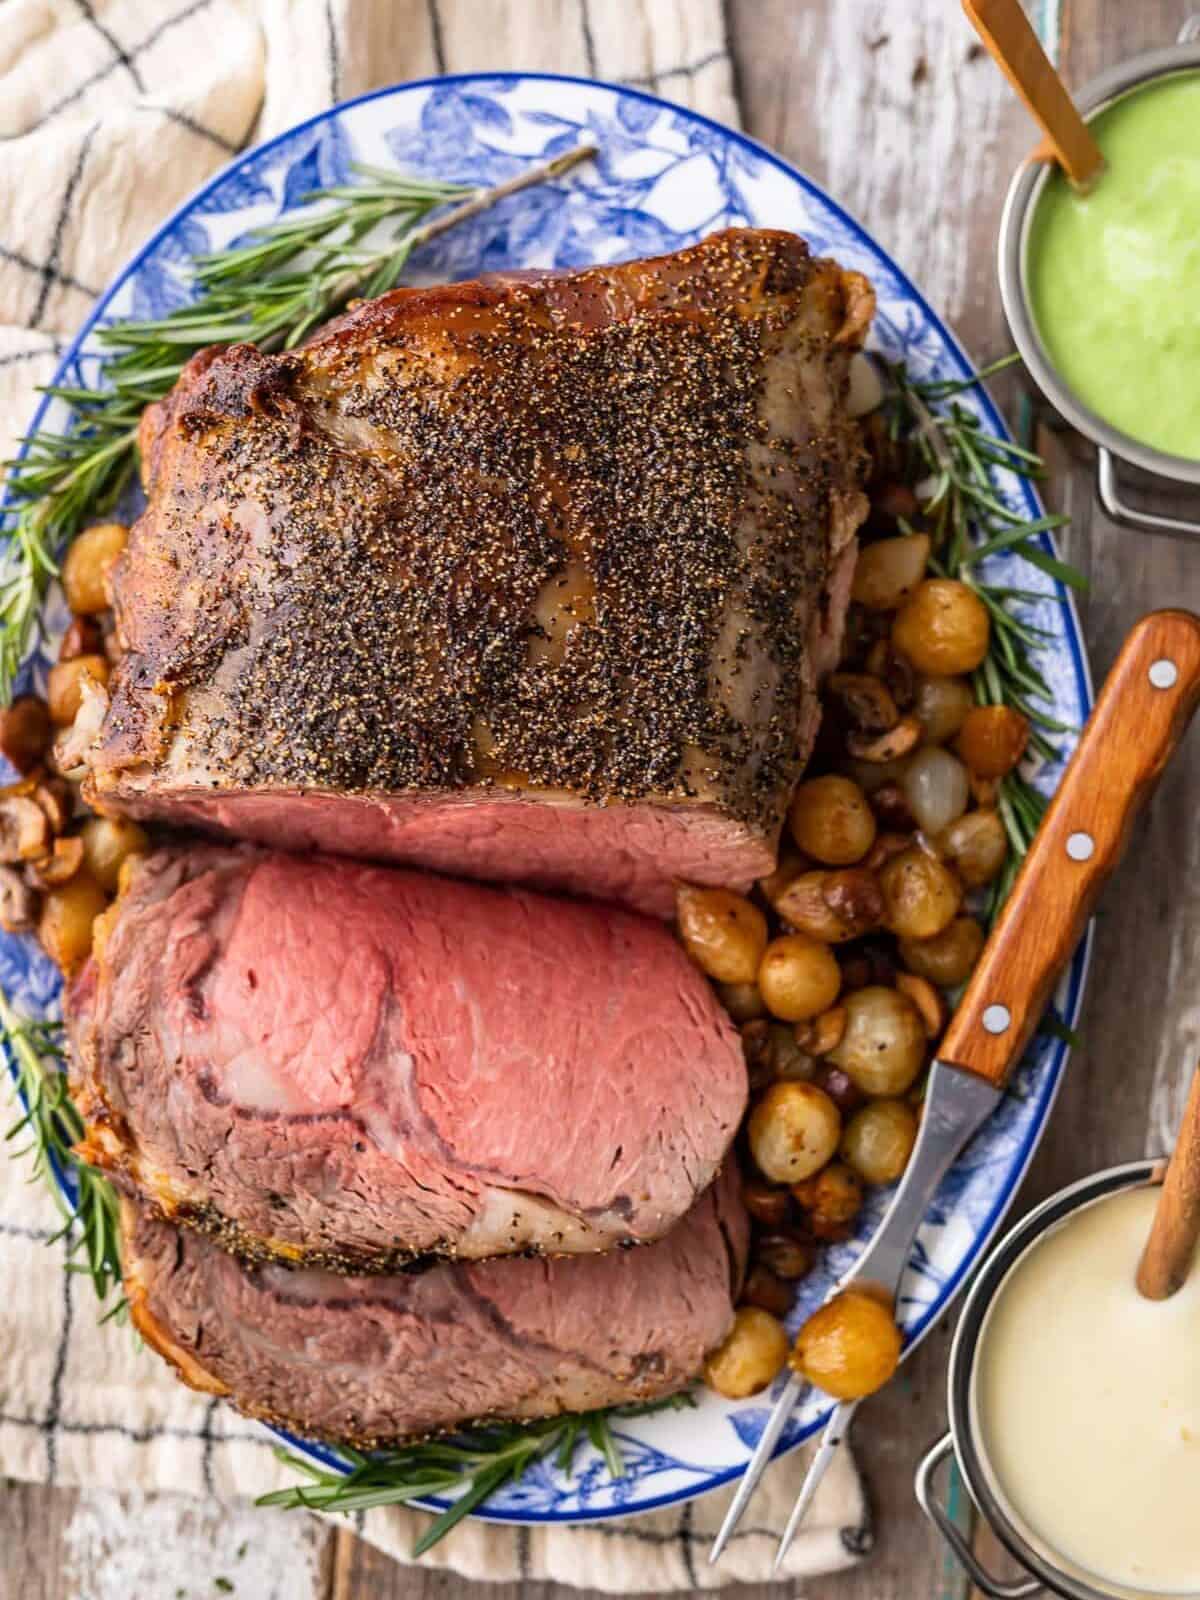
[2,71,1093,1527]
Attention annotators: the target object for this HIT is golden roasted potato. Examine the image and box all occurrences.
[850,533,930,612]
[791,1289,902,1399]
[828,985,926,1097]
[62,522,127,615]
[955,704,1029,779]
[715,980,767,1023]
[38,870,107,975]
[898,915,985,986]
[80,816,150,893]
[841,1098,919,1185]
[675,885,767,984]
[758,933,842,1023]
[789,775,876,866]
[748,1081,841,1184]
[879,845,962,941]
[792,1160,863,1228]
[892,579,990,676]
[704,1306,789,1399]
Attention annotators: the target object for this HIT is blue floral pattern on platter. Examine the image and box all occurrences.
[3,73,1093,1526]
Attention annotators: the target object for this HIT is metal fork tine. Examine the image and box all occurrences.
[708,1371,804,1564]
[772,1398,859,1573]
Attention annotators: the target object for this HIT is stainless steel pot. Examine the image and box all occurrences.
[914,1160,1178,1600]
[997,20,1200,541]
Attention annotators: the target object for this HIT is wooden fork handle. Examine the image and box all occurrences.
[939,611,1200,1088]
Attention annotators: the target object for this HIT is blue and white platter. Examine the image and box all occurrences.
[4,73,1093,1526]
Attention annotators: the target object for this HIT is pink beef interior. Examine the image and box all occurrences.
[125,1162,750,1444]
[70,845,746,1267]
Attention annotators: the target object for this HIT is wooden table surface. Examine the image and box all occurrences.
[6,1,1198,1595]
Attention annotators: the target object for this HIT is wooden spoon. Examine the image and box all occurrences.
[1137,1062,1200,1300]
[961,0,1106,191]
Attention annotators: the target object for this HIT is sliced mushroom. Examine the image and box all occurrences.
[27,835,85,889]
[33,778,73,835]
[0,865,37,932]
[846,713,923,763]
[796,1004,847,1057]
[896,971,947,1039]
[827,673,899,735]
[0,795,50,863]
[864,640,916,709]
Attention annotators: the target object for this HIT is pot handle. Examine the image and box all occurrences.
[915,1433,1042,1598]
[1097,449,1200,542]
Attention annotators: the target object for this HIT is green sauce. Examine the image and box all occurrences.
[1027,71,1200,461]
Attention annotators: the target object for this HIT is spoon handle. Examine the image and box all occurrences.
[1138,1063,1200,1300]
[939,610,1200,1089]
[961,0,1105,190]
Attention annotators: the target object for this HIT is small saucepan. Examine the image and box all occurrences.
[916,1160,1170,1600]
[997,20,1200,541]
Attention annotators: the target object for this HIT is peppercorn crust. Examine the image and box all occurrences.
[88,229,872,847]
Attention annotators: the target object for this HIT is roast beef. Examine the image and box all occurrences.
[82,229,872,916]
[69,844,746,1270]
[124,1163,747,1444]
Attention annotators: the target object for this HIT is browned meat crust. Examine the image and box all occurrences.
[87,231,871,867]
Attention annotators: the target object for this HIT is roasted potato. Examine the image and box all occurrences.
[892,579,990,676]
[789,775,876,866]
[828,985,926,1097]
[840,1098,919,1185]
[748,1081,841,1184]
[850,533,930,612]
[704,1306,789,1399]
[62,522,128,616]
[879,845,962,941]
[80,816,149,893]
[38,870,107,975]
[758,933,842,1023]
[791,1289,902,1399]
[898,915,985,986]
[955,704,1029,779]
[676,885,767,984]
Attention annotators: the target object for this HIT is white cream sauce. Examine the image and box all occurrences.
[972,1185,1200,1596]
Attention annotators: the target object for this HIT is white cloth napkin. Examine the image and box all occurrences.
[0,1,869,1587]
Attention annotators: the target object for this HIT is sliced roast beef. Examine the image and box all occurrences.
[124,1163,748,1444]
[82,229,872,916]
[69,844,746,1270]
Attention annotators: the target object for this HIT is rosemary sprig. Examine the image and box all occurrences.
[888,357,1085,915]
[0,1001,123,1310]
[0,142,597,701]
[258,1393,696,1553]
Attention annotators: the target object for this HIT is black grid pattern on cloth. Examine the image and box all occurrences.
[18,0,222,137]
[0,3,856,1582]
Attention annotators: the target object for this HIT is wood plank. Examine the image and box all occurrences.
[0,1481,334,1600]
